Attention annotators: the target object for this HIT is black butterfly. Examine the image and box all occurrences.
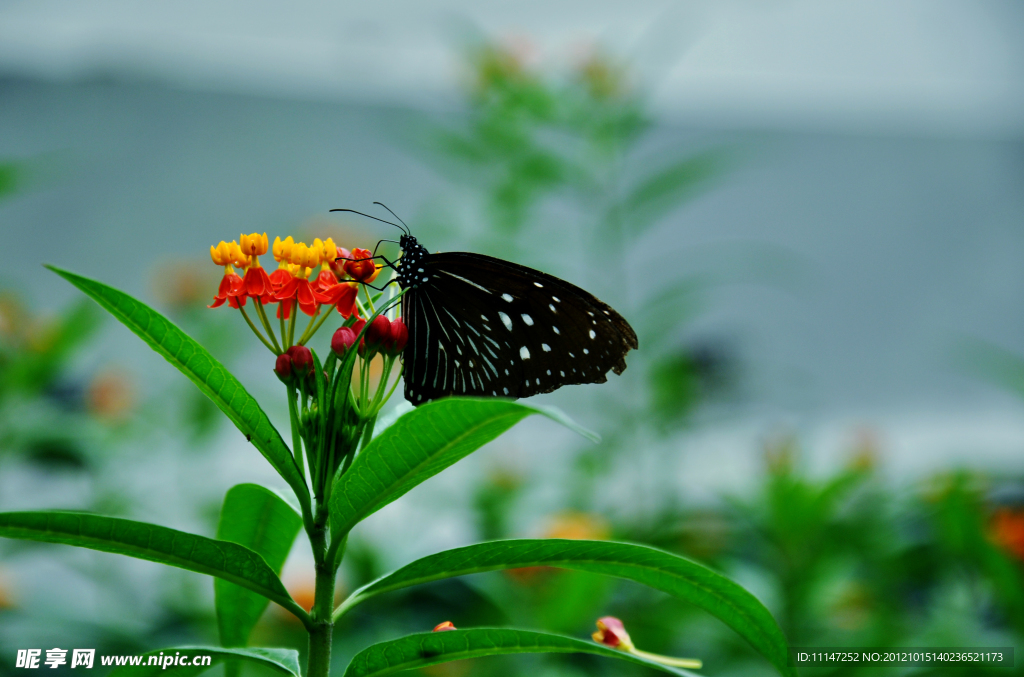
[331,205,638,406]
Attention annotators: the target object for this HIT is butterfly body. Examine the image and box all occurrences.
[393,234,638,406]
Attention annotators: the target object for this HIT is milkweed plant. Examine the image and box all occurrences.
[0,232,795,677]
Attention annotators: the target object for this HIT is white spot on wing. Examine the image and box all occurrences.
[541,344,551,352]
[534,282,543,288]
[589,330,596,339]
[520,346,530,360]
[499,312,513,330]
[552,326,560,334]
[502,293,513,302]
[521,314,533,326]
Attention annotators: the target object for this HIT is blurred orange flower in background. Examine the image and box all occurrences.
[990,507,1024,562]
[86,369,134,422]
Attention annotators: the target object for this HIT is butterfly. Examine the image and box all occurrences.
[331,205,638,406]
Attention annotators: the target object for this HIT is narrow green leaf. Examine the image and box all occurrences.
[46,266,307,503]
[329,398,596,539]
[621,150,726,238]
[215,485,302,647]
[343,628,697,677]
[107,646,300,677]
[337,539,794,677]
[0,511,306,622]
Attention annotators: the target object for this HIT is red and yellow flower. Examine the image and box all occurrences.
[208,240,249,308]
[239,232,274,302]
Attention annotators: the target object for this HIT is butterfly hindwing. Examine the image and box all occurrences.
[401,251,637,405]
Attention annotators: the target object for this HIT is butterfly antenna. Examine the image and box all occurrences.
[373,202,411,235]
[329,208,407,235]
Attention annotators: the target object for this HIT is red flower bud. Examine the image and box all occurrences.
[330,247,352,278]
[592,617,632,650]
[287,345,314,375]
[346,318,366,355]
[343,248,380,283]
[331,326,357,355]
[433,621,457,632]
[364,315,391,351]
[383,318,408,356]
[274,353,293,380]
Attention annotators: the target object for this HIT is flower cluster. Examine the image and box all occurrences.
[208,233,389,354]
[208,233,407,500]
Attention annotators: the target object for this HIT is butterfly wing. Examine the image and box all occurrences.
[401,252,637,405]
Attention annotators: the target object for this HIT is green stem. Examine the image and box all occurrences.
[363,284,375,314]
[238,305,277,354]
[306,511,335,677]
[297,308,320,346]
[287,385,307,484]
[380,360,404,405]
[359,414,377,453]
[298,305,336,346]
[288,305,298,347]
[253,300,282,353]
[280,311,289,350]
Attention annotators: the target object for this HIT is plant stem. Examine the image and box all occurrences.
[298,305,336,346]
[254,300,282,353]
[238,306,277,353]
[306,506,336,677]
[287,386,307,483]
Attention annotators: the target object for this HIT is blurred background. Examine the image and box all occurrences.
[2,1,1024,675]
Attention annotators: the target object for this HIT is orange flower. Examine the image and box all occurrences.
[342,248,381,283]
[269,267,294,318]
[433,621,457,632]
[275,276,319,317]
[208,269,246,308]
[272,240,325,317]
[208,241,249,309]
[315,279,359,318]
[991,508,1024,561]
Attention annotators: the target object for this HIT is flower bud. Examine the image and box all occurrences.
[344,248,380,282]
[592,617,633,650]
[331,326,357,355]
[350,318,367,355]
[364,315,391,352]
[287,345,314,375]
[433,621,457,632]
[274,353,293,380]
[383,318,409,356]
[330,248,352,278]
[590,617,701,669]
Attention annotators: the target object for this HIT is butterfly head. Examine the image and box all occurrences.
[397,234,431,289]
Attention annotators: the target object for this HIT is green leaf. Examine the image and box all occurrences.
[46,266,308,504]
[329,398,596,539]
[215,485,302,647]
[337,539,794,677]
[0,511,306,622]
[342,628,697,677]
[621,150,726,238]
[107,646,300,677]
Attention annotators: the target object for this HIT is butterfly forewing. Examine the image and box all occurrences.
[401,251,637,405]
